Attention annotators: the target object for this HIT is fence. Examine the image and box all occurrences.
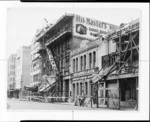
[20,95,69,103]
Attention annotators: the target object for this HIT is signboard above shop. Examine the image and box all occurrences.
[71,67,99,78]
[73,14,117,40]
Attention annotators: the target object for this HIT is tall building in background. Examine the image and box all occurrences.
[30,38,43,89]
[15,46,31,97]
[7,54,17,98]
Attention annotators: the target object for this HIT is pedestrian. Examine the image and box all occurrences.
[79,95,82,106]
[80,92,86,106]
[75,95,80,106]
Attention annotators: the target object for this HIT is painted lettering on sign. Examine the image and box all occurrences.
[73,14,115,40]
[107,73,138,80]
[75,15,107,29]
[72,67,99,78]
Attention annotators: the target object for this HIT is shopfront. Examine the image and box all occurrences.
[106,73,138,109]
[71,67,99,101]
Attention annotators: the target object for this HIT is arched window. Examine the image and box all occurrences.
[81,56,83,71]
[89,53,92,69]
[76,58,78,72]
[93,51,96,68]
[84,55,86,70]
[73,59,75,72]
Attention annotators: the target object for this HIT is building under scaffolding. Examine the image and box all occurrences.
[32,13,118,101]
[92,18,139,109]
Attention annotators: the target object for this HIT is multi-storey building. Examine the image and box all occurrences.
[15,46,31,97]
[92,18,139,109]
[34,13,118,100]
[7,54,17,98]
[70,38,102,101]
[30,38,43,85]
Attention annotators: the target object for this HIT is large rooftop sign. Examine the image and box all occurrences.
[73,14,116,40]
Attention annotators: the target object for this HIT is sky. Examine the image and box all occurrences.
[6,6,141,58]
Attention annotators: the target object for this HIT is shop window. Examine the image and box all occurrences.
[120,80,136,101]
[77,83,79,95]
[80,83,82,95]
[85,82,88,95]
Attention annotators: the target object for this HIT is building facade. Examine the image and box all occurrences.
[33,13,118,100]
[92,18,139,109]
[7,54,17,98]
[15,46,31,97]
[70,38,102,101]
[30,38,43,87]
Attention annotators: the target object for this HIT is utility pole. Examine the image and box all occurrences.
[130,18,133,67]
[118,25,122,110]
[119,26,122,72]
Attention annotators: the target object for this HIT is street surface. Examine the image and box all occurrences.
[7,99,135,110]
[7,98,104,110]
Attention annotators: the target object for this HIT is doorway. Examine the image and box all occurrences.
[65,80,69,97]
[120,78,137,108]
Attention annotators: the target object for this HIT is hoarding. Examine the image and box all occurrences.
[73,14,115,40]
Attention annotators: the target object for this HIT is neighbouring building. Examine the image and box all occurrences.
[70,38,102,101]
[33,13,118,100]
[30,38,43,92]
[7,54,17,98]
[15,46,31,97]
[92,18,139,109]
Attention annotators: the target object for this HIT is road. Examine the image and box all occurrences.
[7,99,106,110]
